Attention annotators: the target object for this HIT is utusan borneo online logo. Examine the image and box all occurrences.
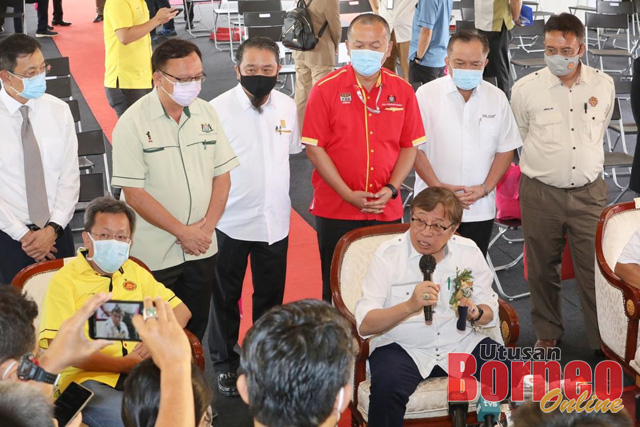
[447,345,625,415]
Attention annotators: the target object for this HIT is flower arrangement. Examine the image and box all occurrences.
[449,268,474,331]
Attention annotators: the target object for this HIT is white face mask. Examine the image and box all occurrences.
[161,74,201,107]
[1,361,17,380]
[335,387,345,425]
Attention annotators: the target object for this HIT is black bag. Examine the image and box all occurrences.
[281,0,329,51]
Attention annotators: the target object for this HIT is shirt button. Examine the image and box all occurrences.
[367,96,371,100]
[369,184,373,187]
[573,147,576,150]
[369,131,373,135]
[570,109,573,112]
[569,90,572,93]
[369,113,372,117]
[572,166,576,169]
[370,149,374,153]
[571,183,575,186]
[571,128,574,131]
[437,332,440,335]
[370,167,374,170]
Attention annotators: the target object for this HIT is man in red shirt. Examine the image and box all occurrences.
[303,13,426,302]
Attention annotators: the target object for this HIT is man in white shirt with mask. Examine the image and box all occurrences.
[111,38,239,343]
[511,13,614,352]
[414,30,522,256]
[0,34,79,285]
[208,37,302,397]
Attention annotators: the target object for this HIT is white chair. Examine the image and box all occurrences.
[595,199,640,382]
[330,223,520,426]
[11,257,206,370]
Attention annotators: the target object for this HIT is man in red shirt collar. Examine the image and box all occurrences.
[302,13,426,302]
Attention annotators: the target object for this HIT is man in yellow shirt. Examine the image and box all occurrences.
[103,0,178,117]
[39,197,191,427]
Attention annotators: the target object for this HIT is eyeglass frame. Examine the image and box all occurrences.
[410,217,455,234]
[9,62,51,79]
[87,231,132,243]
[161,70,207,84]
[543,44,583,58]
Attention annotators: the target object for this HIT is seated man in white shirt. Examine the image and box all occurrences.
[100,305,130,340]
[615,228,640,287]
[414,30,522,256]
[0,34,79,284]
[355,187,502,426]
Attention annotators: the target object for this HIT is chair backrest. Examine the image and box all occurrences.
[247,25,282,39]
[511,19,544,37]
[64,99,81,124]
[455,20,476,32]
[238,0,282,13]
[243,10,286,26]
[45,76,72,99]
[79,173,105,202]
[483,76,497,86]
[460,7,474,20]
[11,258,70,333]
[461,0,474,8]
[597,0,635,15]
[585,12,629,30]
[339,0,372,14]
[46,57,70,78]
[77,130,107,157]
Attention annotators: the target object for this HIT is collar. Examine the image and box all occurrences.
[149,88,192,120]
[545,62,589,89]
[0,86,35,115]
[234,83,273,111]
[405,230,453,262]
[75,248,125,276]
[348,64,384,91]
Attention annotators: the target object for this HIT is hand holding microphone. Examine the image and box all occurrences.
[419,255,437,322]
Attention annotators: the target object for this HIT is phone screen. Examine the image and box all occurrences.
[54,382,94,427]
[88,300,143,341]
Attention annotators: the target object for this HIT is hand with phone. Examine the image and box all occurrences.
[154,7,180,24]
[39,293,113,376]
[54,382,93,427]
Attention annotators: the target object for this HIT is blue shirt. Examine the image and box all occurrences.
[409,0,453,68]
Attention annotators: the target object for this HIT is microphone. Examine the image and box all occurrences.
[476,396,501,427]
[448,400,469,427]
[419,255,437,322]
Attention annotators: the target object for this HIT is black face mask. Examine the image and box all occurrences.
[240,74,278,100]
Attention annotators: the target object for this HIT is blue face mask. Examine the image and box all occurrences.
[451,68,484,91]
[9,71,47,99]
[350,49,385,77]
[88,234,130,274]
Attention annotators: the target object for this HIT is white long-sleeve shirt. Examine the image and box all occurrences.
[0,87,79,240]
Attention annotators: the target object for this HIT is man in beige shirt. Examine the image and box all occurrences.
[511,13,614,353]
[292,0,341,127]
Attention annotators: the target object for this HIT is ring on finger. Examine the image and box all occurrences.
[423,293,430,301]
[143,307,158,321]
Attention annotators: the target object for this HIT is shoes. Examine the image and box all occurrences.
[47,25,54,30]
[217,372,239,397]
[160,28,177,37]
[93,14,103,23]
[534,339,561,349]
[52,20,72,26]
[151,35,159,43]
[36,29,58,37]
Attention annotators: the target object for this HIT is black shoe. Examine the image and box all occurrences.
[47,25,54,30]
[93,14,103,23]
[217,372,239,397]
[36,29,58,37]
[52,19,72,26]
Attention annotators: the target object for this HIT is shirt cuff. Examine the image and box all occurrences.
[49,212,71,230]
[301,136,319,146]
[4,222,30,241]
[112,176,146,189]
[214,156,240,177]
[497,140,523,153]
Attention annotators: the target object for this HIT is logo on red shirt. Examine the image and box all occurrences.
[339,92,352,103]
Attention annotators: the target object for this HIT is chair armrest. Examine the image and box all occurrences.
[597,260,640,321]
[184,328,205,371]
[498,299,519,347]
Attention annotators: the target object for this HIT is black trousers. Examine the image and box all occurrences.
[36,0,49,32]
[0,0,24,32]
[104,87,151,118]
[368,338,505,427]
[153,256,216,341]
[0,225,74,285]
[52,0,63,21]
[316,216,401,302]
[208,230,288,373]
[479,24,512,99]
[409,61,445,91]
[456,219,495,258]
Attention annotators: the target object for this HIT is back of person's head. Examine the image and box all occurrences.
[545,13,585,43]
[512,400,633,427]
[0,34,41,72]
[235,37,280,66]
[239,299,357,427]
[0,287,38,365]
[122,359,212,427]
[0,381,54,427]
[84,196,137,235]
[151,38,203,73]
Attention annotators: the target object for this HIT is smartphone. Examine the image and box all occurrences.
[88,300,143,341]
[172,7,183,16]
[54,382,94,427]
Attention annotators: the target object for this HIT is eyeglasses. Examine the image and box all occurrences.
[10,62,51,79]
[161,70,207,83]
[89,232,131,243]
[544,46,581,57]
[410,217,454,234]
